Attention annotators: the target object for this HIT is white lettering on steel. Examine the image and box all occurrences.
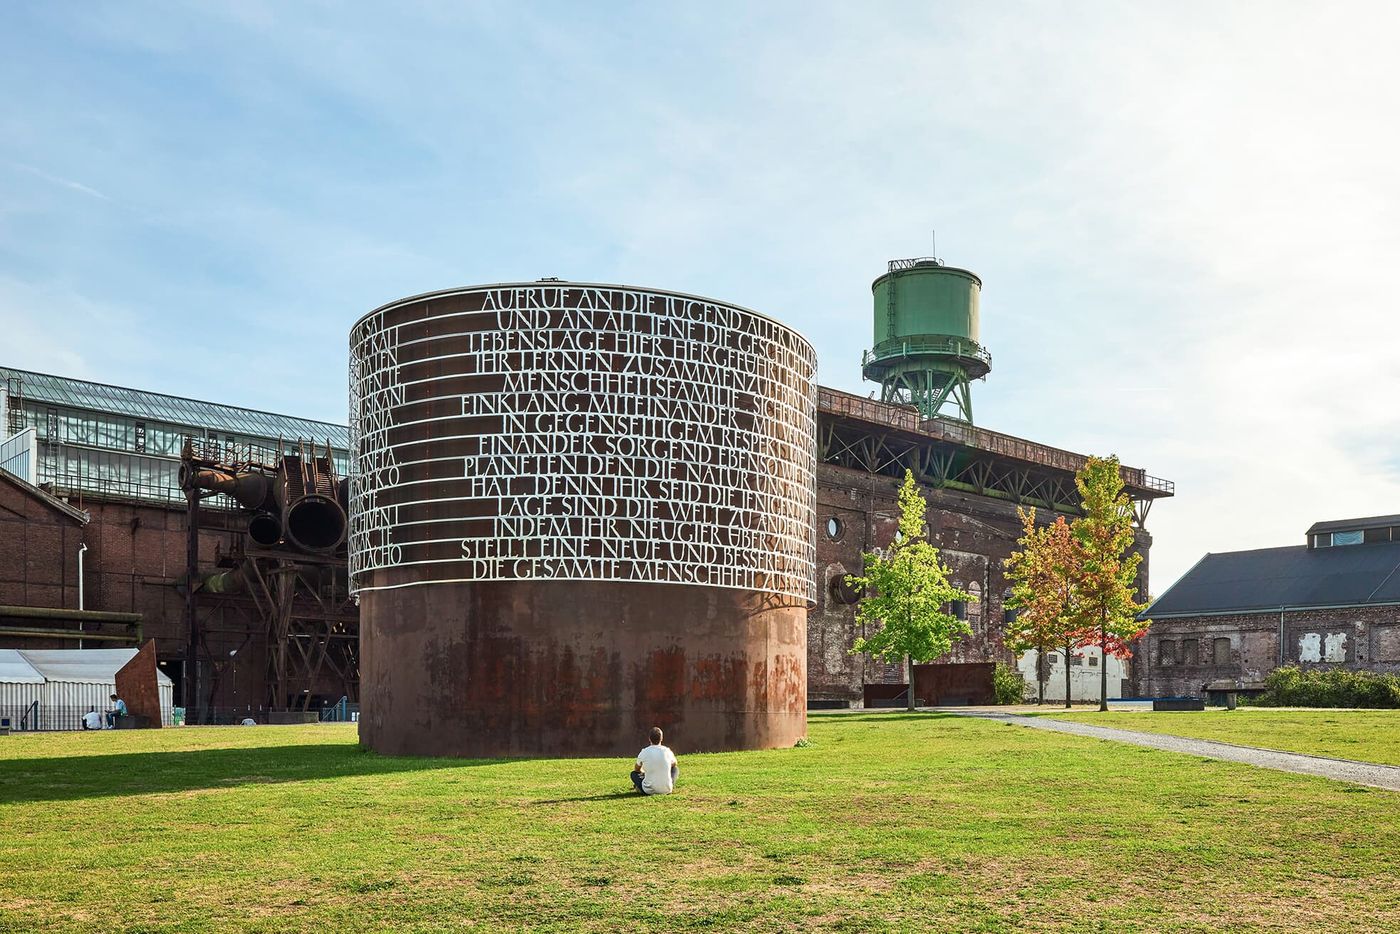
[348,285,817,602]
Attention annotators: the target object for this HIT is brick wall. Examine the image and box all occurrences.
[810,463,1153,703]
[1141,605,1400,696]
[0,476,85,611]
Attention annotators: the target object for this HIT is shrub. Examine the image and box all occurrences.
[1254,666,1400,708]
[992,661,1026,705]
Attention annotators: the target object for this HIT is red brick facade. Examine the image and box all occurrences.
[809,463,1153,703]
[1141,605,1400,697]
[0,472,86,613]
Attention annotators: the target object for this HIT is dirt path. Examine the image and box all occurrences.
[951,709,1400,792]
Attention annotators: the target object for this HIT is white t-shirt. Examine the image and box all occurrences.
[82,711,102,730]
[636,744,678,795]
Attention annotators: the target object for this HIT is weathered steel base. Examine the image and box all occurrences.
[359,580,806,758]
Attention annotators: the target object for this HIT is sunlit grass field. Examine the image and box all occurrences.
[2,713,1397,932]
[1025,707,1400,766]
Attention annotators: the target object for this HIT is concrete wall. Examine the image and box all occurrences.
[1016,646,1129,703]
[1141,605,1400,697]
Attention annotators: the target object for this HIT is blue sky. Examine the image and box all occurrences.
[4,1,1399,593]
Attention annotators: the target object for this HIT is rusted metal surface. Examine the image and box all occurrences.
[181,442,347,555]
[349,283,818,757]
[178,443,358,713]
[359,579,806,757]
[114,639,163,728]
[911,662,995,706]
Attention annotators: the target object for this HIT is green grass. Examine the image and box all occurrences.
[2,714,1398,932]
[1023,707,1400,766]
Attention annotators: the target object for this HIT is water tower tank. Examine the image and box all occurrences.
[861,258,991,423]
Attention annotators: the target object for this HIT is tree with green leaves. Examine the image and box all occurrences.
[1067,455,1150,712]
[1003,508,1078,705]
[847,470,974,711]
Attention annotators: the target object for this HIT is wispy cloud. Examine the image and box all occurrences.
[1,2,1398,590]
[15,163,110,201]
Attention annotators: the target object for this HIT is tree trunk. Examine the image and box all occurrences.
[1036,642,1045,705]
[905,653,915,711]
[1064,638,1072,709]
[1099,621,1109,712]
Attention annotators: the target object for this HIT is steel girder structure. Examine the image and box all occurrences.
[817,415,1155,526]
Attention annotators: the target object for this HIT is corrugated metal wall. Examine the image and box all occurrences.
[0,681,42,727]
[36,680,174,729]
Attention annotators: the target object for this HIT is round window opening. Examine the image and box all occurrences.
[826,517,844,540]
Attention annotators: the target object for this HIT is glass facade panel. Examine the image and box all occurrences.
[0,366,349,505]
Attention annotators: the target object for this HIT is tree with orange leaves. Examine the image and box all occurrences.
[1067,455,1150,712]
[1003,509,1078,705]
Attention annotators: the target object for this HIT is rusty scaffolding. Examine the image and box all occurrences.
[180,439,358,716]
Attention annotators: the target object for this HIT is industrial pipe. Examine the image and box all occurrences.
[200,569,245,594]
[247,512,283,546]
[179,466,275,512]
[77,542,87,610]
[78,541,88,650]
[284,494,347,553]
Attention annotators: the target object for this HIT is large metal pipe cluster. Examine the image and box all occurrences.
[179,443,348,555]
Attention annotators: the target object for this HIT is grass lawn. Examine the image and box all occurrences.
[1022,707,1400,766]
[2,714,1398,933]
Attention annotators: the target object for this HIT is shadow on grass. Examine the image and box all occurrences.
[533,790,640,804]
[0,744,520,805]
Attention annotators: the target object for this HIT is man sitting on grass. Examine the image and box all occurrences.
[630,726,679,795]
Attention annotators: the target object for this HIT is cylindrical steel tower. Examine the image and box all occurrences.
[861,259,991,423]
[349,282,817,757]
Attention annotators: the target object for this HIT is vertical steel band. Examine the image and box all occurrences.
[348,284,818,602]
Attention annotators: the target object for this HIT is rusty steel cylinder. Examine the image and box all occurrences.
[348,282,818,757]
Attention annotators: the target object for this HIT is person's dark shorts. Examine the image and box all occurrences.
[630,769,647,794]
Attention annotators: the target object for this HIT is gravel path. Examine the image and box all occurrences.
[952,709,1400,792]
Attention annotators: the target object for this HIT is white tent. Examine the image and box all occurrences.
[0,650,44,729]
[0,648,173,730]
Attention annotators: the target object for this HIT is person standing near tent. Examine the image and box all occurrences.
[105,694,127,728]
[81,708,102,730]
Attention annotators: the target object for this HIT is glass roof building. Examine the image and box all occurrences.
[1,365,348,506]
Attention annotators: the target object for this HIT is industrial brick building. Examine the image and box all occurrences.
[0,366,354,718]
[808,388,1165,704]
[0,258,1173,721]
[1140,515,1400,699]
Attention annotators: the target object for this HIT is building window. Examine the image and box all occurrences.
[1071,656,1083,666]
[826,517,844,541]
[1003,606,1019,624]
[134,422,146,454]
[1088,656,1098,667]
[1159,639,1176,666]
[951,600,967,620]
[1332,530,1364,546]
[1364,527,1391,544]
[1213,637,1231,666]
[1047,653,1059,664]
[1176,638,1198,669]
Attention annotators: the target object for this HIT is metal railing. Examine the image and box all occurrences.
[319,696,360,722]
[862,336,992,370]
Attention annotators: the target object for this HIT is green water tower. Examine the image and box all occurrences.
[861,257,991,423]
